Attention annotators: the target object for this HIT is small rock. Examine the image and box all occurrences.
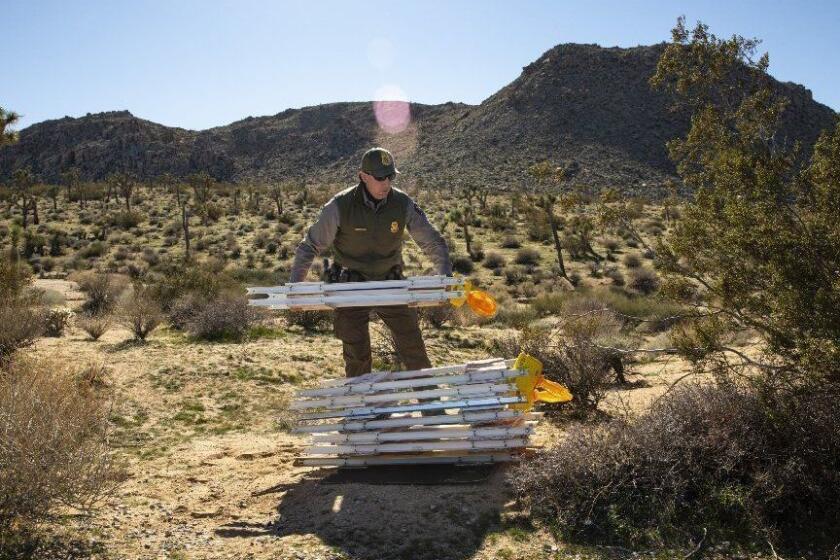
[190,509,221,519]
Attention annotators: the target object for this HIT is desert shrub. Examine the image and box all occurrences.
[227,266,286,286]
[77,241,108,259]
[491,321,620,416]
[417,305,456,329]
[512,382,840,551]
[75,362,111,388]
[22,231,46,258]
[116,282,162,341]
[109,210,144,230]
[628,267,660,295]
[526,214,551,242]
[371,323,402,370]
[203,201,225,223]
[141,247,159,267]
[0,357,120,532]
[175,291,259,341]
[500,235,521,249]
[72,271,128,315]
[76,314,112,341]
[562,287,683,332]
[562,232,587,260]
[112,246,129,262]
[39,256,56,273]
[493,302,538,330]
[252,232,269,250]
[514,247,540,266]
[0,259,45,365]
[149,259,241,311]
[39,288,65,306]
[530,292,565,317]
[622,253,642,268]
[602,238,621,253]
[451,255,474,274]
[282,309,332,332]
[43,308,74,337]
[503,265,526,286]
[604,265,625,286]
[482,251,506,269]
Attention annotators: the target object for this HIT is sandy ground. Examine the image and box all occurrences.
[23,280,698,560]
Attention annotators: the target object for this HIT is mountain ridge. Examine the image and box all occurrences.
[2,43,835,194]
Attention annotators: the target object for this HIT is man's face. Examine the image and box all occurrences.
[360,171,393,200]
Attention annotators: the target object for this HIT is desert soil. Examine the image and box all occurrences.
[28,279,694,560]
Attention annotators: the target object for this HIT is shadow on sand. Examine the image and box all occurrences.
[217,464,513,560]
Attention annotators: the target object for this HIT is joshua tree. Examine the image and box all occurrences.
[188,172,215,225]
[269,182,285,217]
[11,168,37,228]
[61,167,81,207]
[107,172,136,213]
[529,161,569,279]
[0,107,20,146]
[447,205,473,258]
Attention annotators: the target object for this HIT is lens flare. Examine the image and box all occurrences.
[373,85,411,134]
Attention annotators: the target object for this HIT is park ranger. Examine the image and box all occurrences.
[290,147,452,377]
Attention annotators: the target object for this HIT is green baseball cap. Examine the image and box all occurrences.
[361,147,400,177]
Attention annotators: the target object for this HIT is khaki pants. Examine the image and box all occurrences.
[334,306,431,377]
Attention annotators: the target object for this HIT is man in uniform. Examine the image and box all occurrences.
[290,147,452,377]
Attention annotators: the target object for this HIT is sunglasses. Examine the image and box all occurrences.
[371,172,396,181]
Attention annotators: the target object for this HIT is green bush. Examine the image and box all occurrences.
[451,255,474,274]
[109,210,144,230]
[530,292,565,317]
[622,253,642,268]
[150,259,242,311]
[77,241,108,259]
[500,235,521,249]
[514,248,540,266]
[492,302,538,330]
[562,287,683,332]
[482,251,506,270]
[628,267,660,295]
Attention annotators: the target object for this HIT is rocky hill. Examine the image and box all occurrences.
[1,43,835,194]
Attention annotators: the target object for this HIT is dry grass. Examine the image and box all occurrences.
[0,357,121,535]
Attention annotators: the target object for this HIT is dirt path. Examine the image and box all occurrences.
[34,277,86,308]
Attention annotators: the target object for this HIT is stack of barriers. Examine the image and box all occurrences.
[291,354,572,468]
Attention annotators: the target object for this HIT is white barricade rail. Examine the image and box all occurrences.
[290,355,572,468]
[247,275,465,311]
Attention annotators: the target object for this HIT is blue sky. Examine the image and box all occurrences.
[5,0,839,131]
